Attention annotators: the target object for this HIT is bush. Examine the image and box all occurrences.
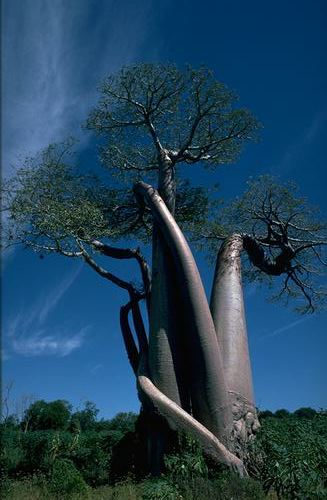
[69,431,110,486]
[142,478,180,499]
[293,407,317,419]
[247,414,327,498]
[0,429,24,478]
[47,458,88,497]
[274,409,290,419]
[20,431,55,474]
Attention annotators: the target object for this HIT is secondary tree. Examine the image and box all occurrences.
[2,64,326,476]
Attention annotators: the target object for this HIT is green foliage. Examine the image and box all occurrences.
[71,401,99,431]
[170,473,265,500]
[247,413,327,498]
[293,407,317,419]
[2,63,260,262]
[86,63,259,178]
[0,428,24,477]
[69,430,110,486]
[47,458,88,497]
[141,478,180,499]
[165,432,208,479]
[274,409,291,419]
[258,410,274,419]
[2,143,214,256]
[2,404,326,498]
[103,411,137,434]
[22,399,72,431]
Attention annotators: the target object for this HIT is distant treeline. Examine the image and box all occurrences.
[1,400,326,499]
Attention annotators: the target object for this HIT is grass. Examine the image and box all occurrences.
[2,476,268,499]
[2,478,142,500]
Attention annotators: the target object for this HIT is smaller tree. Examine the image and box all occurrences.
[71,401,99,431]
[274,409,290,419]
[294,407,317,419]
[198,175,327,314]
[22,399,72,431]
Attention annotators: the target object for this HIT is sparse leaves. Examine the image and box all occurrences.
[86,64,260,180]
[199,176,327,312]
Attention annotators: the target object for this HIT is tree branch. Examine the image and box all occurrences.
[76,239,139,295]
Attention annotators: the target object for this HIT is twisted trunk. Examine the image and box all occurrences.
[135,182,233,446]
[146,157,190,471]
[210,234,259,455]
[148,156,186,405]
[137,354,246,476]
[124,291,246,476]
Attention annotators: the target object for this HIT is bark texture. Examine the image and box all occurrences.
[210,234,260,455]
[135,182,233,446]
[137,355,247,477]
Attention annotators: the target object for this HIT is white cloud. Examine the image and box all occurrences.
[90,363,103,374]
[3,0,154,176]
[261,316,312,340]
[38,265,82,323]
[5,266,87,358]
[12,327,88,357]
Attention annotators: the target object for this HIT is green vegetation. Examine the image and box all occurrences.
[1,400,326,498]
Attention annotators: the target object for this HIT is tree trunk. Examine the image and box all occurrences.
[146,158,190,473]
[210,234,260,455]
[135,182,233,446]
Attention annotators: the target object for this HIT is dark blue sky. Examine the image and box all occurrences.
[3,0,327,418]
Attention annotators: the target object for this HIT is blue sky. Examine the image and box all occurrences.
[2,0,327,418]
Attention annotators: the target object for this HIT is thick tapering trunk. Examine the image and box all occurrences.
[148,156,186,406]
[135,182,233,446]
[146,158,190,473]
[149,233,190,409]
[128,297,246,476]
[137,354,246,476]
[210,234,259,454]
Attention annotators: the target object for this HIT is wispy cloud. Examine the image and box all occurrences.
[12,327,88,357]
[274,111,326,175]
[90,364,103,375]
[3,0,154,176]
[5,266,87,358]
[38,265,82,323]
[260,316,312,340]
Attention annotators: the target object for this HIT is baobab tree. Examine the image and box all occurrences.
[2,64,326,476]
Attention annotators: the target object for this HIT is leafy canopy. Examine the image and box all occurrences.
[86,63,260,179]
[2,64,326,312]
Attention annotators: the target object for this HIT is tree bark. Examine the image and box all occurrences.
[126,295,246,476]
[137,354,247,477]
[145,157,191,472]
[210,234,260,455]
[134,182,233,446]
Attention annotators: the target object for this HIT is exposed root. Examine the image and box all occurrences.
[137,357,247,477]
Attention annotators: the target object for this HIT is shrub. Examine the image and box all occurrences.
[247,414,327,498]
[69,430,110,486]
[0,429,24,478]
[165,432,208,479]
[47,458,88,497]
[274,409,290,419]
[293,407,317,419]
[142,478,180,499]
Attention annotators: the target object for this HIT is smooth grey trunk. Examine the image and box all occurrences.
[210,234,259,452]
[148,156,189,407]
[149,232,190,408]
[135,182,233,446]
[146,157,191,473]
